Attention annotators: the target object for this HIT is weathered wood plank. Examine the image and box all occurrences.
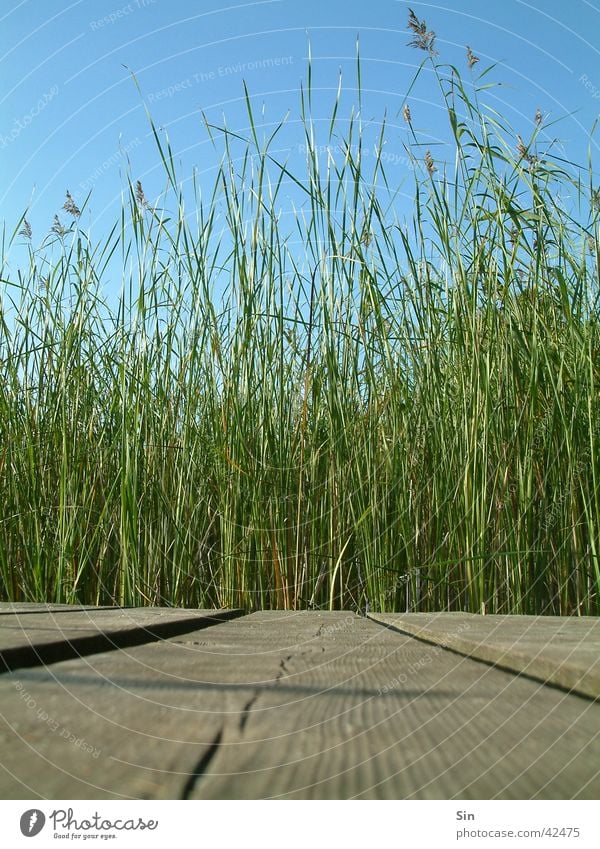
[367,613,600,700]
[0,611,598,799]
[0,673,243,799]
[0,608,245,672]
[184,612,600,799]
[0,612,256,798]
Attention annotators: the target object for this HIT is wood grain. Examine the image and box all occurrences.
[368,613,600,700]
[0,611,597,799]
[0,608,244,672]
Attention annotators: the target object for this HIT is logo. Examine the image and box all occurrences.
[19,810,46,837]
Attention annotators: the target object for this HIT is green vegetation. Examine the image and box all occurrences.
[1,14,599,613]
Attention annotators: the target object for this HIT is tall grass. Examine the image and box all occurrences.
[1,15,599,613]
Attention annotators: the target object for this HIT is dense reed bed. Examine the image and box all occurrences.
[1,14,599,613]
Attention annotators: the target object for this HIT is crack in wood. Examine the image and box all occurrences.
[277,654,293,679]
[180,727,223,799]
[239,691,259,731]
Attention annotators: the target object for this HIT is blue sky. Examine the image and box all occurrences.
[1,0,599,265]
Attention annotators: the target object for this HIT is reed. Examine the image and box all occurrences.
[1,11,599,613]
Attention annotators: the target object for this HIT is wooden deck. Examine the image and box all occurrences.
[0,605,598,799]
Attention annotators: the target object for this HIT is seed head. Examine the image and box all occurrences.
[407,8,437,55]
[402,103,412,123]
[135,180,148,209]
[516,135,529,160]
[51,215,66,237]
[361,226,372,247]
[534,107,543,126]
[407,8,427,35]
[466,46,479,69]
[63,190,81,218]
[19,218,32,240]
[424,150,436,175]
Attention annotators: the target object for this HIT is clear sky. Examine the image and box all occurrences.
[1,0,599,268]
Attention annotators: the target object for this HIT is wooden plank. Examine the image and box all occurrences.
[0,669,245,799]
[0,608,245,672]
[185,612,600,799]
[0,611,598,799]
[367,613,600,700]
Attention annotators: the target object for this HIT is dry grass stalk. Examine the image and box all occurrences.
[466,46,479,68]
[63,191,81,217]
[135,180,148,209]
[407,8,437,55]
[18,219,32,239]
